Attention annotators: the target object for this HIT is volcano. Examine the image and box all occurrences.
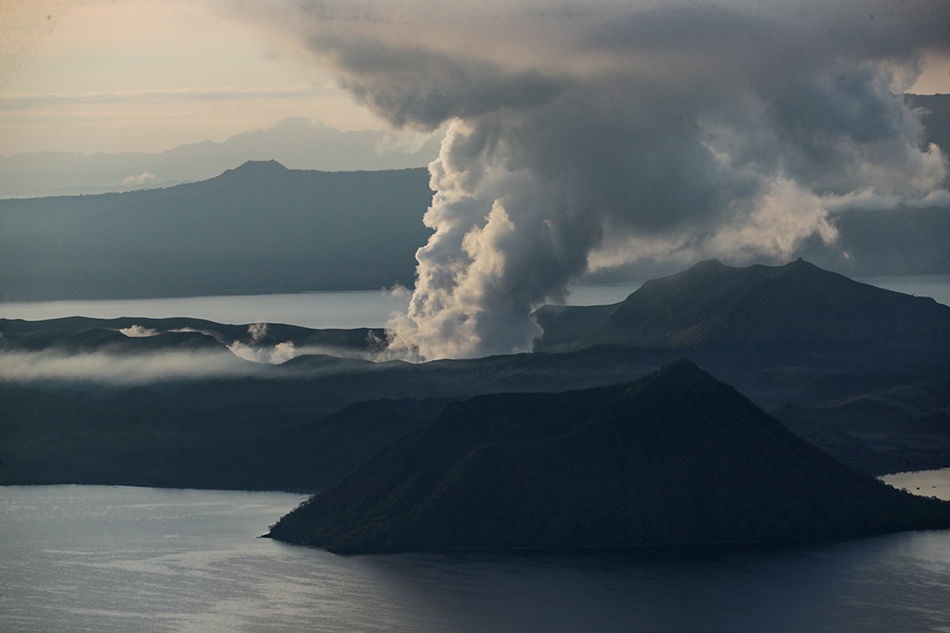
[267,360,950,554]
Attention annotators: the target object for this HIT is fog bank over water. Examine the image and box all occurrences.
[0,349,266,384]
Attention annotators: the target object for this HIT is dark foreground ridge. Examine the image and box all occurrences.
[267,360,950,554]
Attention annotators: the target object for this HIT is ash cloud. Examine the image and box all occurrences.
[228,0,950,359]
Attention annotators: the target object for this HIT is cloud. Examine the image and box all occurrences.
[119,325,160,337]
[247,322,269,343]
[0,339,382,385]
[227,0,950,359]
[227,323,374,363]
[227,340,297,364]
[823,186,950,213]
[0,86,320,110]
[118,173,159,187]
[375,127,446,156]
[227,339,388,364]
[0,349,264,385]
[320,34,567,130]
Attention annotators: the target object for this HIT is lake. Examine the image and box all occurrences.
[0,284,645,329]
[3,275,950,630]
[3,477,950,633]
[0,275,946,330]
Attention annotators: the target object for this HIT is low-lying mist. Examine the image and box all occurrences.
[0,322,392,385]
[0,349,264,385]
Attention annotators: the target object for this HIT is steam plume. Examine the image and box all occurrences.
[229,0,950,359]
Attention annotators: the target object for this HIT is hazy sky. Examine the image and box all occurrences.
[0,0,385,155]
[2,0,949,156]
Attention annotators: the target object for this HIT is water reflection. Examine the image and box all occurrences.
[0,284,645,329]
[2,485,950,633]
[0,291,411,329]
[350,535,950,633]
[1,276,946,331]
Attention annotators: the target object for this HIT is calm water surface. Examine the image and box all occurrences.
[3,481,950,633]
[0,285,642,329]
[0,291,411,330]
[0,277,946,329]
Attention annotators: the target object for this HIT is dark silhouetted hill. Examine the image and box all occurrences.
[533,261,950,475]
[144,398,451,492]
[0,317,672,490]
[0,118,441,198]
[536,258,950,359]
[0,161,432,300]
[0,316,381,355]
[266,361,950,553]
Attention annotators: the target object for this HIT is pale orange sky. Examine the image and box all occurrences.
[0,0,386,155]
[1,0,949,156]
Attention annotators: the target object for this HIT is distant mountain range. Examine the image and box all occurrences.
[3,156,950,303]
[0,314,379,354]
[267,360,950,554]
[0,161,432,300]
[0,95,948,303]
[0,118,441,199]
[1,95,943,201]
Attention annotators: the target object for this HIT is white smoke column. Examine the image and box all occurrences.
[247,322,269,343]
[387,117,594,358]
[227,0,950,359]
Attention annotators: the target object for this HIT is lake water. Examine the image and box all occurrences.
[3,478,950,633]
[4,274,949,631]
[0,276,946,330]
[0,291,413,330]
[0,284,645,329]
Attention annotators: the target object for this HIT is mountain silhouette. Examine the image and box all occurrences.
[0,161,432,300]
[536,258,950,357]
[267,360,950,553]
[0,118,441,198]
